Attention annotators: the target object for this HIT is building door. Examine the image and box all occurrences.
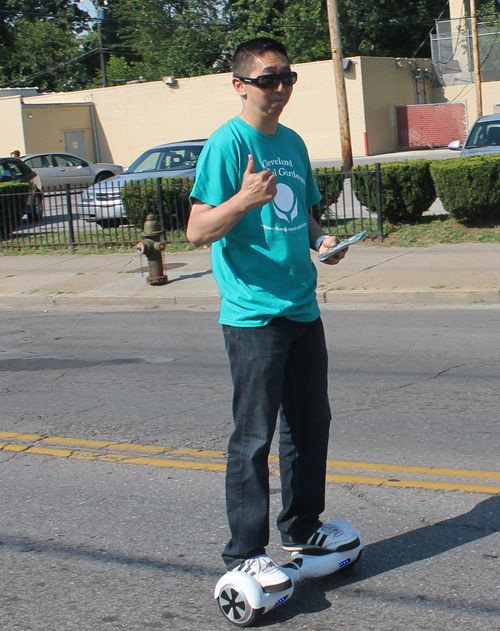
[65,131,87,159]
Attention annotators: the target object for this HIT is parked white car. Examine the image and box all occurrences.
[22,153,123,189]
[448,114,500,157]
[77,140,204,222]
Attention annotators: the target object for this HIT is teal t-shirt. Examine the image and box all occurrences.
[190,116,322,327]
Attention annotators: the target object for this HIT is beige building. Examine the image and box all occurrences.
[1,35,499,165]
[0,56,435,165]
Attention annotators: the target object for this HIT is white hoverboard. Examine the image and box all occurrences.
[215,520,363,627]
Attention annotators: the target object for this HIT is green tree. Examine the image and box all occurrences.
[0,0,91,90]
[0,0,463,90]
[224,0,449,61]
[224,0,330,63]
[96,0,451,82]
[100,0,229,82]
[340,0,447,58]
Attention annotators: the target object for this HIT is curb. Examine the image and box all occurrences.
[1,289,499,310]
[0,293,222,310]
[321,289,500,305]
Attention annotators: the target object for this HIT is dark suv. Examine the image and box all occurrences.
[0,157,43,221]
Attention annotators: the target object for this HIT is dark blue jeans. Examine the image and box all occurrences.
[222,317,331,568]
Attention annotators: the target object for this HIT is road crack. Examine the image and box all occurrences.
[0,450,24,465]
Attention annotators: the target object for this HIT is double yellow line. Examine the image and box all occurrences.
[1,430,499,495]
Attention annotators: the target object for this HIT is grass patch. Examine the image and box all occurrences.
[323,217,381,238]
[3,216,500,254]
[382,217,500,247]
[0,226,196,255]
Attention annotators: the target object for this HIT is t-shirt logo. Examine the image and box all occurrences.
[273,183,298,223]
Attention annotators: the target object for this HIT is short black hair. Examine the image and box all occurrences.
[232,38,289,77]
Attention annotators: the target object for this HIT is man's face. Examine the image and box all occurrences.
[234,51,293,118]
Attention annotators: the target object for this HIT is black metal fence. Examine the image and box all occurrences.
[311,165,383,241]
[0,168,383,252]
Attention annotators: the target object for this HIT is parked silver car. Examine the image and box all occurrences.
[22,152,123,189]
[448,114,500,157]
[77,140,205,222]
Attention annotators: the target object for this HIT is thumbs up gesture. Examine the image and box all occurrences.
[239,154,277,210]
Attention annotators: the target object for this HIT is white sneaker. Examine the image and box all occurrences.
[283,520,361,553]
[234,554,292,593]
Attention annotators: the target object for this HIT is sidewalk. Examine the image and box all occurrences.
[1,242,499,310]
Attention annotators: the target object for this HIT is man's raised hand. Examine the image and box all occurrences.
[239,154,277,210]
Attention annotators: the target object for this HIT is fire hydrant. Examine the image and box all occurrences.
[136,213,168,285]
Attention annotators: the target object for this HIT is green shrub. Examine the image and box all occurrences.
[121,177,194,231]
[353,159,436,224]
[311,167,343,222]
[430,156,500,223]
[0,182,30,240]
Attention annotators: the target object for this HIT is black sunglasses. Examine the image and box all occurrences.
[236,71,298,89]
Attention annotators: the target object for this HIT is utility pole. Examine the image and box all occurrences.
[470,0,482,118]
[94,2,108,87]
[325,0,353,172]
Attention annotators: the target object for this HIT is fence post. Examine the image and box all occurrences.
[375,163,383,243]
[156,177,166,236]
[65,184,75,251]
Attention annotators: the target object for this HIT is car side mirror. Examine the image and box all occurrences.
[447,139,461,150]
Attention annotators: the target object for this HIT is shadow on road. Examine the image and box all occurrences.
[264,495,500,625]
[1,495,498,624]
[0,533,222,578]
[353,494,500,579]
[166,270,214,283]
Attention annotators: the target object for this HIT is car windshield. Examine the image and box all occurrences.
[465,122,500,148]
[128,146,202,173]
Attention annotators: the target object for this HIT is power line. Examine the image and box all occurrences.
[412,0,450,56]
[1,4,468,87]
[0,8,456,30]
[0,47,101,88]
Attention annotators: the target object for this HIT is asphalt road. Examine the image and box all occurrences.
[1,308,498,469]
[1,308,499,630]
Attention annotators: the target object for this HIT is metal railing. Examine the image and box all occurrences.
[0,168,383,252]
[311,166,383,241]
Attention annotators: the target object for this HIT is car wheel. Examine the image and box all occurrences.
[94,171,114,183]
[28,193,44,222]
